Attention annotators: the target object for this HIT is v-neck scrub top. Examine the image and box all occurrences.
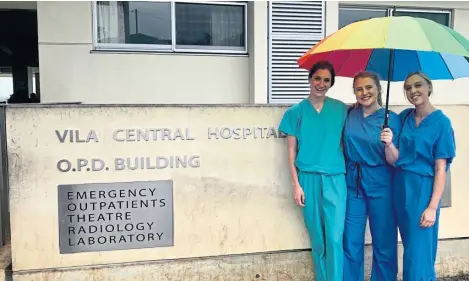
[343,107,401,196]
[278,97,348,175]
[395,108,456,175]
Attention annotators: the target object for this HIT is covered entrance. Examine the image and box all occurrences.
[0,2,40,103]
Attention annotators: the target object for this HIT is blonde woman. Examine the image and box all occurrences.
[380,71,456,281]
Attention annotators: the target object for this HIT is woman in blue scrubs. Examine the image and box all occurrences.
[342,71,400,281]
[278,61,348,281]
[380,71,456,281]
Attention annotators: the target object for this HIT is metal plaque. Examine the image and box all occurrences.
[58,180,174,254]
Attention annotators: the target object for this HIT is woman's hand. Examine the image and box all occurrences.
[420,207,437,228]
[293,184,305,207]
[380,127,394,147]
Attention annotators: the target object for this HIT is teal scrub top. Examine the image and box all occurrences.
[278,97,348,175]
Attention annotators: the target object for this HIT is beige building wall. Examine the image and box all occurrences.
[36,1,267,104]
[35,1,469,105]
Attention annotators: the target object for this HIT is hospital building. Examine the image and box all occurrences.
[0,1,468,281]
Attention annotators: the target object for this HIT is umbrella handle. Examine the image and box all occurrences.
[381,123,389,144]
[381,111,390,144]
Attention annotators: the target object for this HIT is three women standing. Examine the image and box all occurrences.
[280,62,456,281]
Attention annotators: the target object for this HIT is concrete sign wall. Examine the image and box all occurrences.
[5,105,468,274]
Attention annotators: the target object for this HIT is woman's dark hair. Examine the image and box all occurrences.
[308,60,336,87]
[353,71,383,106]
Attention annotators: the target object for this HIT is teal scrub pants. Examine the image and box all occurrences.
[298,171,347,281]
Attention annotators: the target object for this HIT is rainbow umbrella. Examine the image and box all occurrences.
[297,16,469,127]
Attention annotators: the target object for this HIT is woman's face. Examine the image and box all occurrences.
[309,69,332,98]
[353,77,379,107]
[404,74,431,106]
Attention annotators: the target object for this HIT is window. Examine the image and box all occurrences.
[268,1,326,104]
[393,10,450,27]
[339,5,452,29]
[339,7,387,29]
[93,1,247,54]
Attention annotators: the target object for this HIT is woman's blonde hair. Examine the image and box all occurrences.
[404,71,433,96]
[353,71,383,106]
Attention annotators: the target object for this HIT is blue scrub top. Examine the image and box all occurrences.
[395,108,456,176]
[343,107,401,190]
[278,97,348,175]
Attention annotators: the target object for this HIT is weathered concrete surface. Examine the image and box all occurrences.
[0,235,11,281]
[13,250,312,281]
[6,105,469,272]
[439,276,469,281]
[12,238,469,281]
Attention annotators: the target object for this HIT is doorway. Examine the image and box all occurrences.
[0,7,40,103]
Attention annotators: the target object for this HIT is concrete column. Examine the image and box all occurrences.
[325,1,339,36]
[248,1,268,104]
[11,63,29,102]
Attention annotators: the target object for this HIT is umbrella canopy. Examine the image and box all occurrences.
[297,16,469,81]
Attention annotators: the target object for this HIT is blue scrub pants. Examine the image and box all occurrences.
[394,169,440,281]
[343,185,398,281]
[298,171,347,281]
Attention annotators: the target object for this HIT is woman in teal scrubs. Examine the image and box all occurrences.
[278,61,348,281]
[381,71,456,281]
[342,71,400,281]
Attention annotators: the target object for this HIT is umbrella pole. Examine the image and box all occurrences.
[383,48,395,129]
[383,7,397,129]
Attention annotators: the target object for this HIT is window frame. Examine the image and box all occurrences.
[391,7,452,27]
[91,0,248,54]
[338,5,453,28]
[338,6,389,29]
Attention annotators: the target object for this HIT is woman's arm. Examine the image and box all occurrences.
[384,142,399,165]
[287,136,305,207]
[428,117,455,210]
[420,159,447,228]
[421,116,456,228]
[381,127,399,165]
[428,159,447,210]
[287,136,300,187]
